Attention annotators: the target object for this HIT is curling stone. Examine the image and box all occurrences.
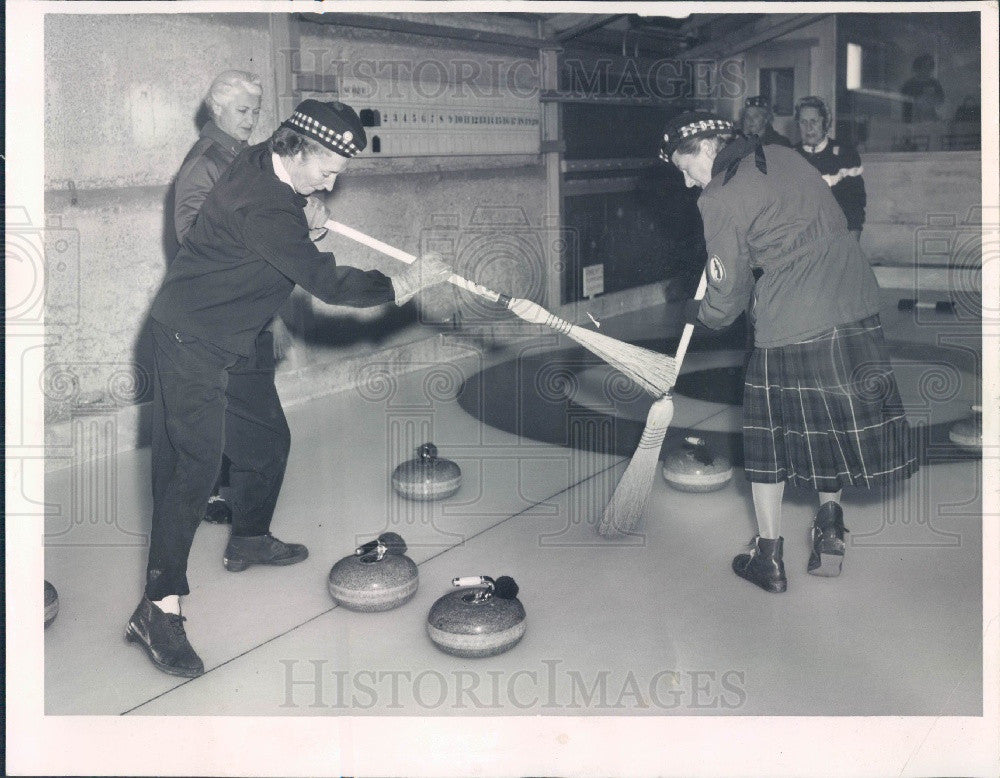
[327,532,418,612]
[662,436,733,492]
[392,443,461,501]
[44,580,59,628]
[949,405,982,450]
[426,575,525,658]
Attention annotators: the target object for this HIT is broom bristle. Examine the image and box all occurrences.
[597,396,675,536]
[569,328,678,396]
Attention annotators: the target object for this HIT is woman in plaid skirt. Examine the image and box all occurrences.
[659,111,917,593]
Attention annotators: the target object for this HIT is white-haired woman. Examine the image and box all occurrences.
[660,111,917,593]
[174,70,264,240]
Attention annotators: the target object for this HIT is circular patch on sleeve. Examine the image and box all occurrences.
[709,255,726,283]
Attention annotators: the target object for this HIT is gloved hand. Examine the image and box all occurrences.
[266,315,293,362]
[391,251,453,306]
[303,195,329,242]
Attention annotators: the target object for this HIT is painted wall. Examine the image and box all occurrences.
[860,150,983,269]
[737,16,838,142]
[43,13,548,426]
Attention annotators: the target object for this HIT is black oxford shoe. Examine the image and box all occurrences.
[223,533,308,572]
[125,597,204,678]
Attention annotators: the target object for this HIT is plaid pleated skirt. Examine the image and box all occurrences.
[743,315,918,490]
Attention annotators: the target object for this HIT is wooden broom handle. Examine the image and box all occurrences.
[671,270,709,368]
[325,220,511,307]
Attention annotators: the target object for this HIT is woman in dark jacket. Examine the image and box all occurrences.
[659,112,917,593]
[127,99,452,677]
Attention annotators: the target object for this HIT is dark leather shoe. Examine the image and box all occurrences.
[203,495,232,524]
[732,536,787,593]
[808,501,848,577]
[125,598,204,678]
[224,533,308,572]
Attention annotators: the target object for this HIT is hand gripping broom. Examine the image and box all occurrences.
[597,270,708,537]
[325,220,679,397]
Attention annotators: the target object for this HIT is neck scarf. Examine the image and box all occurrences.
[712,135,767,185]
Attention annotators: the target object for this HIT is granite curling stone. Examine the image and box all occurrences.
[426,575,526,658]
[392,443,461,501]
[44,580,59,628]
[948,405,982,450]
[327,532,418,612]
[662,436,733,492]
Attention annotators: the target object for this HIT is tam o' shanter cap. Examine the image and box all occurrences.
[281,99,367,158]
[659,111,734,162]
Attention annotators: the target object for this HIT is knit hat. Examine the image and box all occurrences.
[281,99,367,158]
[659,111,734,163]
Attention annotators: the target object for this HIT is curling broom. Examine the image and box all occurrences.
[325,220,678,397]
[597,270,708,537]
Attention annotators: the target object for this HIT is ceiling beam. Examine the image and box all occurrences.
[550,14,628,42]
[559,25,687,58]
[629,15,695,38]
[298,13,558,52]
[676,13,728,35]
[674,13,828,60]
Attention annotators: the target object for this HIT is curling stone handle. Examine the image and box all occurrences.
[355,538,387,561]
[325,220,508,306]
[355,539,379,556]
[452,575,494,588]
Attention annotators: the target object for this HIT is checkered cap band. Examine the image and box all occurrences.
[659,113,733,163]
[664,117,733,146]
[286,111,361,157]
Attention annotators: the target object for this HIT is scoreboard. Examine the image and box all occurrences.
[301,74,541,157]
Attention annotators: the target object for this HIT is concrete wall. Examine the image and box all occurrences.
[44,13,279,418]
[43,13,550,438]
[45,14,279,189]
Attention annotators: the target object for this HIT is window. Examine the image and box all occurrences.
[846,43,863,90]
[759,68,795,116]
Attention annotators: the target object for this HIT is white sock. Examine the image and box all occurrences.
[153,595,180,615]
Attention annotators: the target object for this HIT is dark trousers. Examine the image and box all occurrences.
[145,319,290,600]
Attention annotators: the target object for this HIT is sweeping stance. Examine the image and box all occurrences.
[659,112,917,593]
[127,99,452,677]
